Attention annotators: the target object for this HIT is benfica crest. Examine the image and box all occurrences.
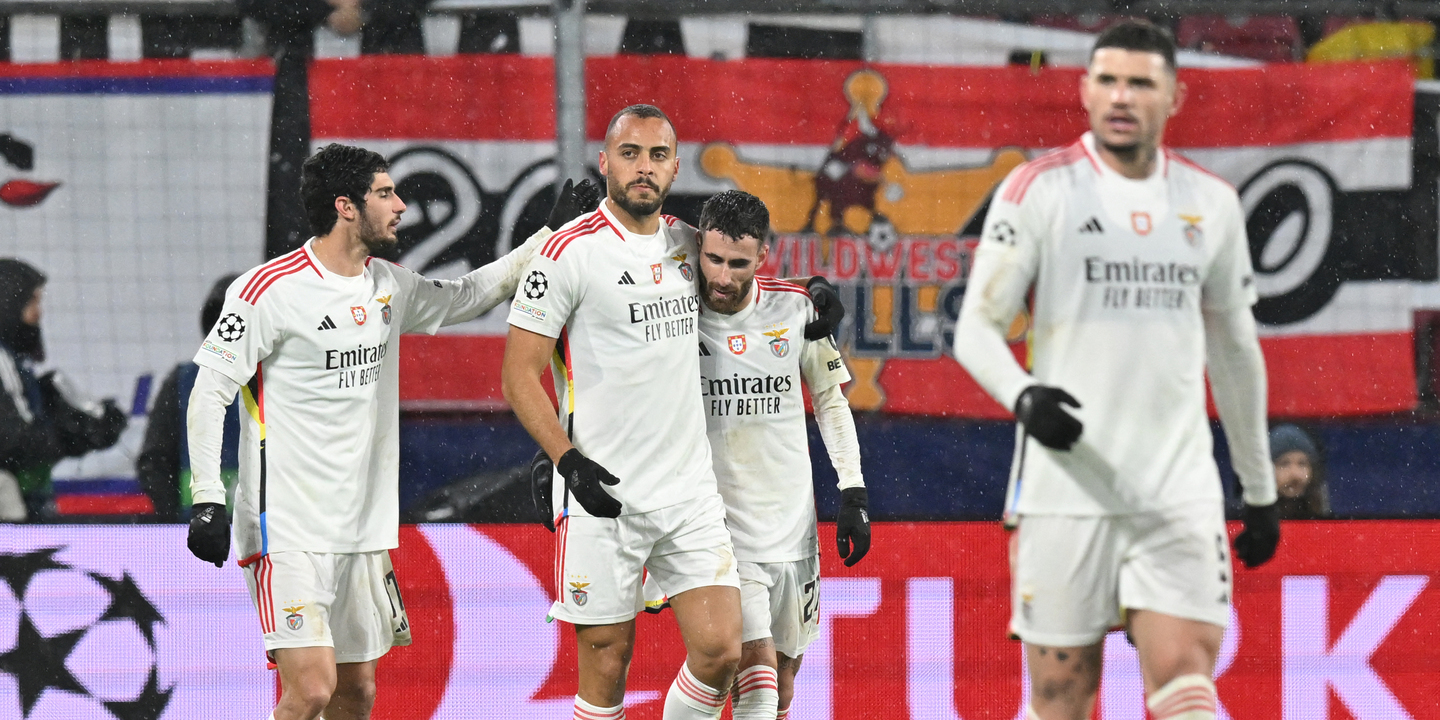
[728,335,747,354]
[1179,214,1204,247]
[569,581,590,606]
[283,605,305,631]
[651,263,664,284]
[351,306,367,325]
[377,294,393,325]
[673,252,694,281]
[763,327,791,358]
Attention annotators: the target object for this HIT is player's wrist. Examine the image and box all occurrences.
[557,447,584,477]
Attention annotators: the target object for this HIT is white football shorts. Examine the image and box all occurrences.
[739,556,821,658]
[1010,502,1232,647]
[551,492,740,625]
[241,549,409,664]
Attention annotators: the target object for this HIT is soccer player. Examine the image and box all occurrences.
[184,143,594,720]
[953,21,1280,720]
[501,104,744,720]
[693,190,869,719]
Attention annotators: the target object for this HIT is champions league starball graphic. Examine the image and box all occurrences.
[0,548,170,719]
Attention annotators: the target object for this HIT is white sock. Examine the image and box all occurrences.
[573,695,625,720]
[1146,674,1217,720]
[776,708,790,720]
[731,665,779,719]
[663,662,726,718]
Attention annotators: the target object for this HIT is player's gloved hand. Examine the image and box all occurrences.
[1233,502,1280,568]
[187,502,230,568]
[557,448,622,518]
[804,276,845,340]
[836,487,871,567]
[546,178,601,231]
[530,449,556,532]
[1014,385,1083,451]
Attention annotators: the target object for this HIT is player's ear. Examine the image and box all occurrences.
[755,241,768,268]
[598,150,609,177]
[334,196,357,222]
[1170,79,1187,118]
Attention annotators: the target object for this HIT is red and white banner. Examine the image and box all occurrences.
[2,521,1437,719]
[312,57,1422,418]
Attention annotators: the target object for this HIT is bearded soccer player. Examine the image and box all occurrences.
[954,21,1280,720]
[692,190,869,719]
[503,104,754,720]
[184,143,593,720]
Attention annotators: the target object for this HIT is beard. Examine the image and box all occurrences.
[358,209,399,258]
[10,323,42,362]
[698,272,752,314]
[607,175,669,219]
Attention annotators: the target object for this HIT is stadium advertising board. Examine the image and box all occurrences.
[0,60,272,402]
[0,521,1435,719]
[310,57,1425,418]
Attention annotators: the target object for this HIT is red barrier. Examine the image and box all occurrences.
[364,522,1440,719]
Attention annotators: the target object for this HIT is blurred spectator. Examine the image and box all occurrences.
[1270,424,1330,519]
[0,259,127,521]
[137,275,242,521]
[362,0,428,55]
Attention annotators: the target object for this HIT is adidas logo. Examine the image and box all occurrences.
[618,271,635,285]
[699,341,711,356]
[317,315,337,331]
[1079,217,1104,234]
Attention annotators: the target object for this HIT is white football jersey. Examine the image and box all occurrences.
[700,277,850,562]
[507,202,717,517]
[194,239,516,557]
[963,133,1258,516]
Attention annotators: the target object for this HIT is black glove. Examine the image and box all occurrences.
[546,178,601,231]
[1233,502,1280,568]
[557,448,622,518]
[1014,385,1083,451]
[92,400,128,448]
[804,276,845,341]
[836,487,871,567]
[187,502,230,568]
[530,449,556,532]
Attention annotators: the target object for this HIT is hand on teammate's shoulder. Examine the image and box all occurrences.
[804,276,844,341]
[546,178,601,232]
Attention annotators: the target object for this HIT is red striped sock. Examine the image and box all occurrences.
[663,662,726,718]
[732,665,779,719]
[1146,674,1216,720]
[777,709,789,720]
[573,696,624,720]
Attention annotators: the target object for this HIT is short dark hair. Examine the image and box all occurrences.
[698,190,770,245]
[1090,19,1177,73]
[300,143,390,236]
[605,104,674,139]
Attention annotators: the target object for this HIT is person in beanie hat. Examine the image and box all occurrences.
[1270,424,1329,520]
[0,258,127,520]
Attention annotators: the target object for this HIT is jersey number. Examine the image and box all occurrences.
[802,579,820,624]
[384,570,410,634]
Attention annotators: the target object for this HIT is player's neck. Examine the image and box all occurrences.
[311,229,369,277]
[1095,142,1159,180]
[605,198,661,235]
